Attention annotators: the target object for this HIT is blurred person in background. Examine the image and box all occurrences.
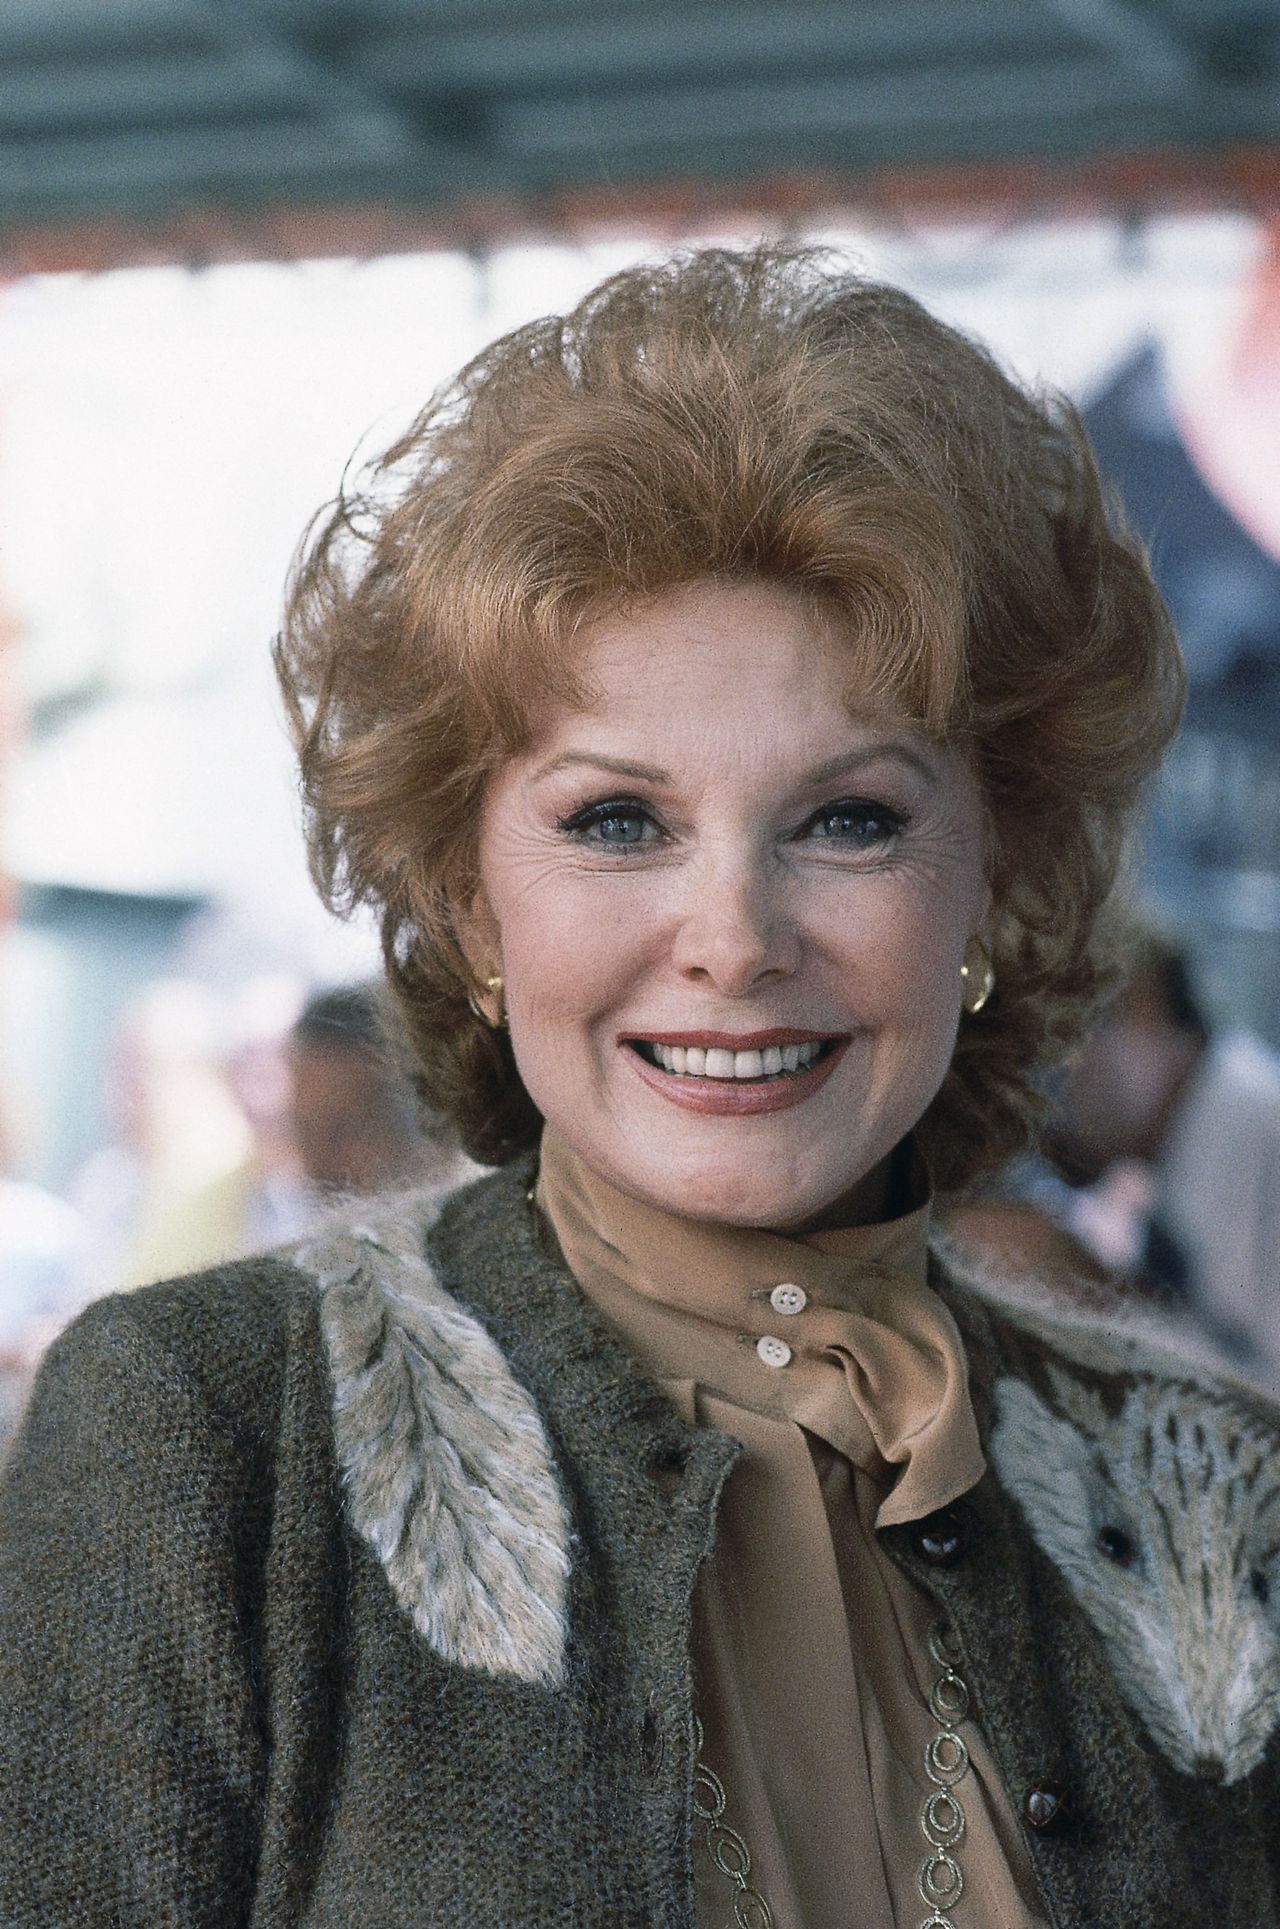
[4,977,305,1453]
[2,971,458,1456]
[0,1105,80,1333]
[4,245,1280,1927]
[289,981,470,1198]
[69,975,458,1300]
[1046,927,1280,1373]
[0,1105,82,1452]
[221,972,312,1249]
[69,977,259,1296]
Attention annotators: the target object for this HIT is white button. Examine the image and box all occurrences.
[756,1335,793,1369]
[770,1283,807,1315]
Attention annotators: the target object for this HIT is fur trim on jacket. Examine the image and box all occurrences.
[291,1199,571,1685]
[942,1244,1280,1786]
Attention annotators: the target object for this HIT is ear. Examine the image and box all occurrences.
[451,883,502,984]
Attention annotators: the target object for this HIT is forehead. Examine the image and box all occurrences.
[556,577,923,736]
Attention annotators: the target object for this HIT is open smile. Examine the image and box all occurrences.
[622,1030,850,1115]
[630,1036,838,1081]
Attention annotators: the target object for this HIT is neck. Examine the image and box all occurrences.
[778,1146,902,1235]
[537,1128,926,1244]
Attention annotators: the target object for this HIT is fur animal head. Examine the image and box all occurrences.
[991,1368,1280,1784]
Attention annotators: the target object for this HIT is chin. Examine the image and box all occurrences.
[622,1146,853,1231]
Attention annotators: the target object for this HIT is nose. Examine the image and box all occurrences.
[669,848,799,995]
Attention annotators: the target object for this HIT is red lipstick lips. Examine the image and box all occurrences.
[624,1033,850,1116]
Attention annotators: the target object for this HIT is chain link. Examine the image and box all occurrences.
[691,1717,775,1929]
[917,1622,973,1929]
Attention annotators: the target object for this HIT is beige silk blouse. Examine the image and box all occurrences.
[536,1128,1048,1929]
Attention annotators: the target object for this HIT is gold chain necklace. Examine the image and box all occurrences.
[917,1621,973,1927]
[692,1621,973,1929]
[691,1716,775,1928]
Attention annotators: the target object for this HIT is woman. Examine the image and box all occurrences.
[3,246,1279,1927]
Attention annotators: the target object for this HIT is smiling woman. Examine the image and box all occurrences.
[463,578,990,1230]
[278,247,1181,1200]
[4,246,1280,1929]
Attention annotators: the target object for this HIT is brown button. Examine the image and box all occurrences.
[1023,1781,1070,1833]
[914,1507,967,1567]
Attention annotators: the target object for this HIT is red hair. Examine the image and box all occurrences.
[277,244,1183,1185]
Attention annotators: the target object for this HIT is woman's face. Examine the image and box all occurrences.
[468,578,989,1230]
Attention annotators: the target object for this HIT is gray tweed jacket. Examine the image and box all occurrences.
[1,1155,1278,1926]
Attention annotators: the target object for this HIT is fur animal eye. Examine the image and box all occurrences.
[1096,1525,1135,1567]
[1252,1568,1270,1605]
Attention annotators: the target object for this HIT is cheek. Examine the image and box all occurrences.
[499,878,653,1031]
[830,877,972,1025]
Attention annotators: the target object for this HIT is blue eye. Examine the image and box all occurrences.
[558,799,657,847]
[807,799,906,846]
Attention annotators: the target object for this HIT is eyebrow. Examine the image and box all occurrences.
[533,752,670,785]
[804,744,941,788]
[532,743,941,788]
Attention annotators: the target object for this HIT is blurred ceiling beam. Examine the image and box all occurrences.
[1037,0,1196,84]
[0,126,461,212]
[0,0,1275,240]
[355,4,1068,93]
[203,0,424,152]
[491,62,1214,158]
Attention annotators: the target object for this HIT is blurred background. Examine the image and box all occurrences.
[2,0,1279,1408]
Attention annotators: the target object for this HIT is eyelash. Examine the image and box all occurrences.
[808,800,909,846]
[555,798,657,848]
[555,795,910,852]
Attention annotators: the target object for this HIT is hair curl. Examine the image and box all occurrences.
[276,244,1183,1190]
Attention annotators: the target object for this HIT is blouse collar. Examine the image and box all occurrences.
[535,1126,985,1527]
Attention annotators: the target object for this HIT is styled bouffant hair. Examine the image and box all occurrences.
[276,244,1183,1190]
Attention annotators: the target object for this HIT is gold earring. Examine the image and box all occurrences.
[960,939,995,1015]
[467,973,506,1030]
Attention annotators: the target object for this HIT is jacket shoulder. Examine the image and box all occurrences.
[935,1232,1280,1414]
[28,1249,324,1448]
[0,1253,337,1926]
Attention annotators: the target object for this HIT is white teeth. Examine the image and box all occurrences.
[647,1039,827,1079]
